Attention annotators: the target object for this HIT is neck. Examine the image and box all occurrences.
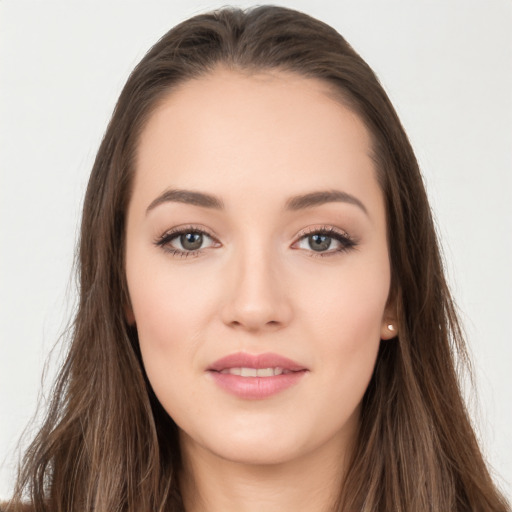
[179,432,352,512]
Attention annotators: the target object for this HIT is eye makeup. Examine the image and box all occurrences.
[291,225,358,258]
[154,224,220,258]
[154,222,358,259]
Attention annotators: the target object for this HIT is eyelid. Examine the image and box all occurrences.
[294,224,354,243]
[156,223,218,240]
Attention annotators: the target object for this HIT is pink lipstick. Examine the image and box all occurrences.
[207,352,308,399]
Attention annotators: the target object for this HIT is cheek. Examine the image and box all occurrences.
[127,281,198,426]
[125,253,210,393]
[305,255,389,340]
[301,255,389,391]
[125,249,232,412]
[127,247,215,343]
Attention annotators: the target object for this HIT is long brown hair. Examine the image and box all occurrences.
[6,5,510,512]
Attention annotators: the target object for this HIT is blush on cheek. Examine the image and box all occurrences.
[315,293,385,387]
[130,270,184,342]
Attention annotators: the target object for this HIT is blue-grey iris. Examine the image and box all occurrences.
[309,234,331,252]
[181,233,203,250]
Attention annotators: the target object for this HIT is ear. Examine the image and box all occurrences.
[381,320,398,340]
[124,303,136,326]
[380,297,398,340]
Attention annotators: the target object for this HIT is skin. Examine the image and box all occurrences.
[125,68,397,512]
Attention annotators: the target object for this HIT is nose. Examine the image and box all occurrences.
[220,245,293,332]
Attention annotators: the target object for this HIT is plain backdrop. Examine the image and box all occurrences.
[1,0,511,501]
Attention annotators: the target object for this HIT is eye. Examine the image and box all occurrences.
[293,227,356,256]
[155,226,219,257]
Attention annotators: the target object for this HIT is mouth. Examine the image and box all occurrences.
[218,367,293,377]
[208,351,307,373]
[207,352,308,399]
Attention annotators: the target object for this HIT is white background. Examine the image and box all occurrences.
[1,0,511,501]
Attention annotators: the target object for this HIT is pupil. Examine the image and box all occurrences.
[180,232,203,250]
[309,234,331,252]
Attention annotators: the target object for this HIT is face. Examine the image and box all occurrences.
[125,68,395,467]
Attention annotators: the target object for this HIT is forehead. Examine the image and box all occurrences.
[133,67,381,218]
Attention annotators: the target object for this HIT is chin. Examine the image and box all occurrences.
[203,435,306,466]
[179,416,338,468]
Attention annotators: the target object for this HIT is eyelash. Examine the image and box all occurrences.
[293,225,357,257]
[154,224,357,259]
[154,225,218,258]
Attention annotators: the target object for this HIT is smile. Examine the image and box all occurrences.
[208,352,308,399]
[219,367,290,377]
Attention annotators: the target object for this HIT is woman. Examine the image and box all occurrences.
[4,5,510,512]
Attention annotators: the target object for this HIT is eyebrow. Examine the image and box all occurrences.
[146,188,367,215]
[285,190,368,215]
[146,188,224,214]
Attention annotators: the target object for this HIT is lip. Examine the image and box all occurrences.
[207,352,308,400]
[208,352,307,372]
